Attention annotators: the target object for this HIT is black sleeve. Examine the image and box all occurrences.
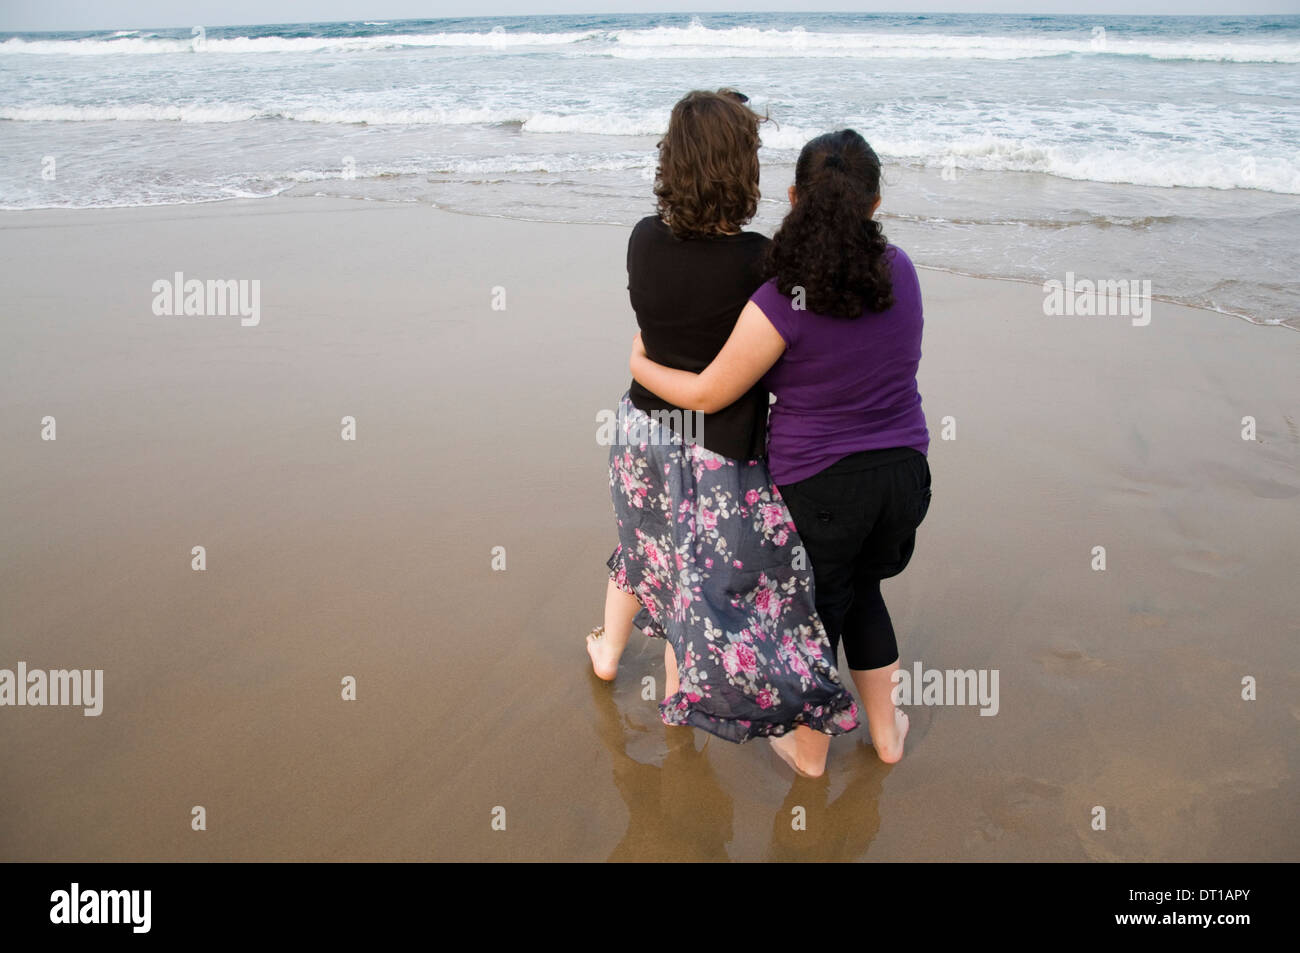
[626,217,647,293]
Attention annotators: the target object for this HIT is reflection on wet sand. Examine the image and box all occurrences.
[765,754,886,862]
[591,670,897,862]
[589,675,735,862]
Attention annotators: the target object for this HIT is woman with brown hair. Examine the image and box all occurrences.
[586,90,858,776]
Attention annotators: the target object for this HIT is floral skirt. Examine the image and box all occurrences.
[606,393,859,743]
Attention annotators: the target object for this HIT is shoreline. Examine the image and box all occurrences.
[3,191,1297,332]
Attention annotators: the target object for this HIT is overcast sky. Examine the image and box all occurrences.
[2,1,1296,32]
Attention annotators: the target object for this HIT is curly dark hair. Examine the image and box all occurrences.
[654,89,764,239]
[765,129,893,317]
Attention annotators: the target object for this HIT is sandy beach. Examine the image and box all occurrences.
[0,196,1295,862]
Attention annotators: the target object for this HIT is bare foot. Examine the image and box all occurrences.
[871,708,910,764]
[586,626,627,681]
[769,732,824,778]
[769,733,813,777]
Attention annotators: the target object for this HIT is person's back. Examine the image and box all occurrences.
[628,214,770,461]
[754,244,928,486]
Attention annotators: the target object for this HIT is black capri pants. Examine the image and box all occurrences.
[778,447,931,671]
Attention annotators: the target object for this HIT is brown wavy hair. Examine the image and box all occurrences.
[765,129,894,317]
[654,89,764,239]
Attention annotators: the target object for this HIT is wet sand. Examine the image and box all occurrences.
[0,197,1296,861]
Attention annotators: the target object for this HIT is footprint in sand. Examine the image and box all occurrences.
[1202,461,1299,500]
[1171,547,1241,578]
[1125,601,1171,628]
[970,776,1064,844]
[1036,647,1108,675]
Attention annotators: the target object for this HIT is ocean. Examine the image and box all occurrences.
[2,12,1297,326]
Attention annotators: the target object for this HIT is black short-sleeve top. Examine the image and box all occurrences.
[626,215,771,461]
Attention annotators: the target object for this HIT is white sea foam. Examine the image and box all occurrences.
[520,110,666,136]
[1,26,1295,62]
[283,152,651,181]
[608,23,1300,62]
[0,103,265,122]
[880,136,1300,193]
[0,183,295,211]
[0,104,521,124]
[0,30,602,56]
[5,101,1291,193]
[0,102,664,133]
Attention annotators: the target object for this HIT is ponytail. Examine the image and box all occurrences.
[765,130,893,318]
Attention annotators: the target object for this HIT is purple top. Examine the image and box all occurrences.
[753,245,929,486]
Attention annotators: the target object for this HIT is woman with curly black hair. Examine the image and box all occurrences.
[630,129,931,766]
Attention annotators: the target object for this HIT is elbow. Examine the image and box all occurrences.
[694,380,739,415]
[697,394,727,415]
[680,381,724,415]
